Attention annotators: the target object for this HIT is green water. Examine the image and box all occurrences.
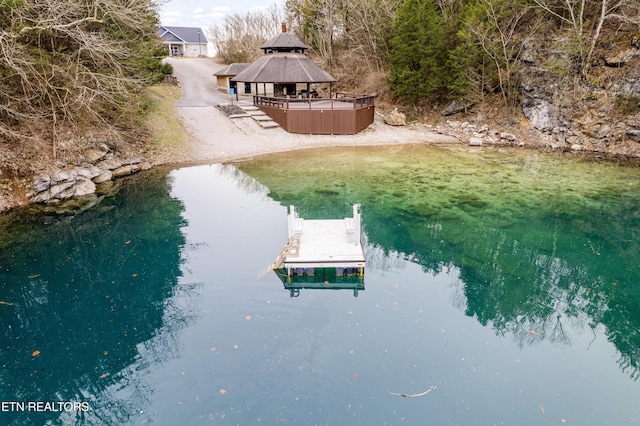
[1,145,639,425]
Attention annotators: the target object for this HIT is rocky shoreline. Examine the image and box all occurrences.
[28,143,151,205]
[2,111,639,215]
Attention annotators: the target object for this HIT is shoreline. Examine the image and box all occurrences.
[2,91,639,214]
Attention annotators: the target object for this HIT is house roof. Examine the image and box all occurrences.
[213,63,251,77]
[158,26,207,44]
[231,53,335,84]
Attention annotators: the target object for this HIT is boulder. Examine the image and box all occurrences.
[112,164,141,178]
[626,128,640,142]
[73,177,96,197]
[75,165,101,180]
[93,170,113,184]
[32,174,51,193]
[52,170,74,184]
[384,109,407,126]
[85,148,109,163]
[604,48,640,67]
[522,99,559,132]
[440,99,472,116]
[49,181,76,200]
[97,156,123,171]
[469,137,483,146]
[500,132,517,141]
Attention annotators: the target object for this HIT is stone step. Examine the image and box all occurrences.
[258,121,280,129]
[252,115,273,121]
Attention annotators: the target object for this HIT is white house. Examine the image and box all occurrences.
[157,26,208,57]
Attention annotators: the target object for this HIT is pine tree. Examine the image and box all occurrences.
[388,0,447,104]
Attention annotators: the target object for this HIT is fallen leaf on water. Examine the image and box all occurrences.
[100,373,109,379]
[233,344,239,349]
[219,389,226,395]
[612,282,618,286]
[245,315,252,320]
[125,240,131,245]
[103,351,108,356]
[529,330,539,335]
[210,347,216,352]
[132,273,138,278]
[32,350,40,357]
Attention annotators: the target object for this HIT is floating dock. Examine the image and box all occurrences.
[272,204,366,278]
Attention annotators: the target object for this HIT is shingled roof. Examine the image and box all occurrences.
[260,22,309,54]
[231,23,334,84]
[213,63,251,77]
[157,26,207,44]
[231,53,335,84]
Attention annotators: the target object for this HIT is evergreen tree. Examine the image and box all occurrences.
[388,0,448,104]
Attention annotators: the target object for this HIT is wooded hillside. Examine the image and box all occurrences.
[0,0,169,163]
[210,0,640,154]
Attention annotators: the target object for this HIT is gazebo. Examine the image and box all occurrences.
[231,23,374,135]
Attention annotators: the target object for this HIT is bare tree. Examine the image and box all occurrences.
[532,0,640,75]
[208,5,285,63]
[0,0,164,156]
[465,0,542,107]
[341,0,400,72]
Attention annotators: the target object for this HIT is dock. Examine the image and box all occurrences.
[272,204,366,277]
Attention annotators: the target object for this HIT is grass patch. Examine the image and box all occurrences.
[143,84,190,160]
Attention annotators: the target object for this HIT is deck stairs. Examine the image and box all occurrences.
[234,102,280,129]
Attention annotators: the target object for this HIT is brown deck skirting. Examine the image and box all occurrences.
[253,94,375,135]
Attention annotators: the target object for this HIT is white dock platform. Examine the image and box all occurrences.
[273,205,366,272]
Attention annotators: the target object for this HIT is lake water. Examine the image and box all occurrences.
[1,145,639,425]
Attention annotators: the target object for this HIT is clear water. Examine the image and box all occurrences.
[1,145,639,425]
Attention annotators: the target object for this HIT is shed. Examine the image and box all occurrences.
[213,63,251,94]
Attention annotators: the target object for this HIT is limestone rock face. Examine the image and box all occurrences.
[518,41,640,154]
[384,109,407,126]
[28,143,146,205]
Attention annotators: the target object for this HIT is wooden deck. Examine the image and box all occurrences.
[253,93,375,134]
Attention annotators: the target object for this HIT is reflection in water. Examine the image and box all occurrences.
[238,145,640,381]
[274,268,365,297]
[0,170,193,425]
[1,149,639,424]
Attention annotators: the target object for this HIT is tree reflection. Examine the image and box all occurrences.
[0,170,196,424]
[238,147,640,381]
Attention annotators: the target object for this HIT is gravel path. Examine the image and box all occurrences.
[164,58,458,165]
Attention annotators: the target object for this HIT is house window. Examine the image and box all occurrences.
[244,83,251,94]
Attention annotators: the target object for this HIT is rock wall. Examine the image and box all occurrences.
[27,143,150,205]
[518,37,640,157]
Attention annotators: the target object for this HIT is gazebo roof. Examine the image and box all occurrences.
[261,32,309,53]
[231,53,335,84]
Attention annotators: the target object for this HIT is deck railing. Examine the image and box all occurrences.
[253,92,375,110]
